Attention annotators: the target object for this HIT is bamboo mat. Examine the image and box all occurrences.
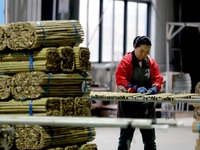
[6,20,84,50]
[15,125,96,150]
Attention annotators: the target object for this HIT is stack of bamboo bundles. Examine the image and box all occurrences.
[10,71,92,100]
[15,125,96,150]
[0,46,90,74]
[6,20,84,50]
[0,97,91,117]
[0,75,12,101]
[0,25,7,50]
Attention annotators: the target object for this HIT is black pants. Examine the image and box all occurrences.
[118,127,156,150]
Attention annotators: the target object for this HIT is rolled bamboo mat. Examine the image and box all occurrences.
[73,46,91,72]
[0,75,12,101]
[0,24,8,50]
[15,125,96,150]
[0,124,15,150]
[6,20,84,50]
[0,98,61,116]
[11,72,92,100]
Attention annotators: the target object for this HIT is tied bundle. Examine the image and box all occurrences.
[15,125,96,150]
[6,20,84,50]
[0,97,92,116]
[0,47,61,74]
[11,72,92,100]
[0,24,8,50]
[0,124,15,150]
[0,46,90,74]
[73,46,91,72]
[0,98,61,116]
[0,75,12,101]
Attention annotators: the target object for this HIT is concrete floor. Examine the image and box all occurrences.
[91,117,198,150]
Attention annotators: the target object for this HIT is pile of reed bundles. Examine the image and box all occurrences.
[0,25,7,50]
[10,71,92,100]
[6,20,84,50]
[15,125,96,150]
[0,46,91,74]
[0,97,91,116]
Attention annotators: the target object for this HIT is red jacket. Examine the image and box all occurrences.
[115,52,163,92]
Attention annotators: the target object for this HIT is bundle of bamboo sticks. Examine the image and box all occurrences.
[11,72,92,100]
[6,20,84,50]
[0,97,92,116]
[0,46,90,74]
[0,98,61,116]
[73,46,91,72]
[0,75,12,100]
[46,143,97,150]
[74,97,91,116]
[58,46,75,72]
[0,24,8,50]
[0,124,15,150]
[79,143,97,150]
[15,125,96,150]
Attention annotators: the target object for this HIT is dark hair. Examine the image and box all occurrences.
[133,36,151,48]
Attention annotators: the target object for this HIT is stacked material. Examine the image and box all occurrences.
[0,97,91,116]
[15,125,95,150]
[0,46,91,74]
[6,20,83,50]
[0,20,97,150]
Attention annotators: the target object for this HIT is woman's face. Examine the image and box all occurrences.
[134,44,151,61]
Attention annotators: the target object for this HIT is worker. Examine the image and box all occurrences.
[115,36,163,150]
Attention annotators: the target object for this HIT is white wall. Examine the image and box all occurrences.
[5,0,42,23]
[150,0,174,72]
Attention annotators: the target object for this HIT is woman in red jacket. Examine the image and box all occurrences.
[115,36,163,150]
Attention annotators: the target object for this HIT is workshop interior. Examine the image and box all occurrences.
[0,0,200,150]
